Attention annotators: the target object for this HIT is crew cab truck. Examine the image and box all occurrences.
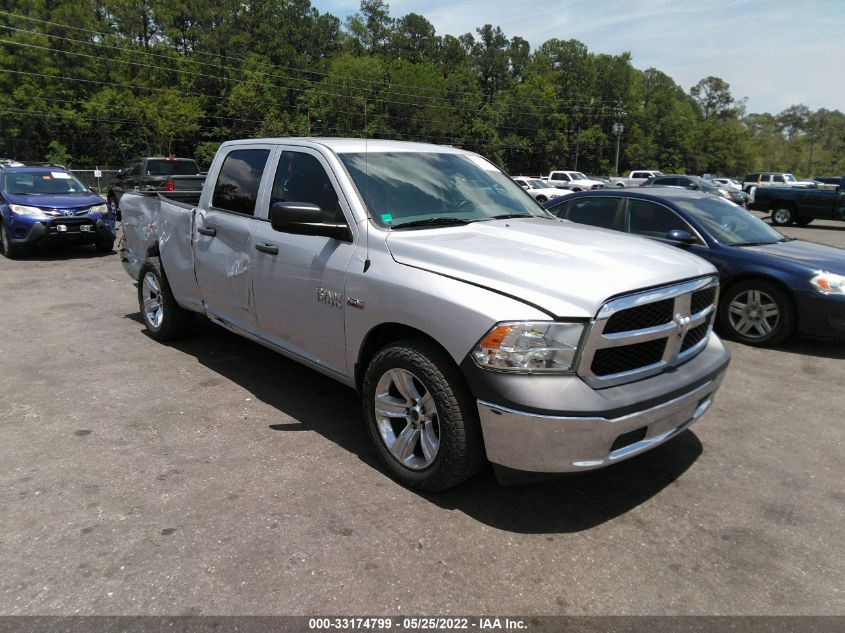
[608,170,664,188]
[109,156,205,216]
[544,171,605,191]
[749,176,845,226]
[120,138,730,491]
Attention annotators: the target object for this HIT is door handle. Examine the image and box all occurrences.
[255,243,279,255]
[197,226,217,237]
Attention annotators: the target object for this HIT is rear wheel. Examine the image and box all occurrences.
[719,280,794,346]
[137,257,194,340]
[0,222,23,259]
[771,206,794,226]
[362,339,485,491]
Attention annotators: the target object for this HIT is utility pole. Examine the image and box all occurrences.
[613,122,623,176]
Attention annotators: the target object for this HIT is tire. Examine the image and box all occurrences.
[771,205,794,226]
[719,280,795,346]
[571,187,582,192]
[0,222,23,259]
[535,195,547,203]
[362,339,485,491]
[795,217,813,226]
[137,257,194,341]
[95,238,115,253]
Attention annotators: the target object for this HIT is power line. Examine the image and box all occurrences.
[0,10,625,107]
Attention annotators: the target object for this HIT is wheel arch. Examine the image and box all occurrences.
[355,323,454,393]
[718,273,799,330]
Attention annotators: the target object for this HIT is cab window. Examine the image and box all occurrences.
[270,151,344,223]
[211,149,270,216]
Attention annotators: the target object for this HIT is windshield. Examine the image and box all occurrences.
[528,179,546,188]
[688,176,722,193]
[338,152,549,229]
[675,197,785,245]
[2,170,89,194]
[146,159,200,176]
[784,174,797,183]
[571,172,588,180]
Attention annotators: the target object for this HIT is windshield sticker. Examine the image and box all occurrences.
[51,172,72,179]
[380,213,393,223]
[464,155,499,172]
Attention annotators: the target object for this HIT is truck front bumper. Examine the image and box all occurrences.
[465,334,731,473]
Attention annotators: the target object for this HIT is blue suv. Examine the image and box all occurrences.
[0,165,116,259]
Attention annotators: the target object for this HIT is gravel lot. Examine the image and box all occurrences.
[1,213,843,616]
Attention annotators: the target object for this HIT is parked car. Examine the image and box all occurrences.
[641,174,749,207]
[748,176,845,226]
[119,138,730,490]
[608,170,664,188]
[710,177,742,191]
[109,156,205,216]
[544,188,845,345]
[544,171,605,191]
[742,173,817,193]
[0,165,116,258]
[511,176,572,202]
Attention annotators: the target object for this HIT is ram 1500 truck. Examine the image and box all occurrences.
[544,171,605,191]
[749,176,845,226]
[119,138,731,491]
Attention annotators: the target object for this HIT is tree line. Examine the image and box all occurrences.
[1,0,843,178]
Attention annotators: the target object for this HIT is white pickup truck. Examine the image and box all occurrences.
[609,170,664,187]
[544,171,605,191]
[119,138,730,490]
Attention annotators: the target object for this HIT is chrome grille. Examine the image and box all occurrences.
[577,277,719,388]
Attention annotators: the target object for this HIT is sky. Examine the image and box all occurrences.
[313,0,844,115]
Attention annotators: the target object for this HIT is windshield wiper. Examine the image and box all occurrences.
[486,213,534,220]
[729,240,778,247]
[779,236,797,242]
[390,217,474,229]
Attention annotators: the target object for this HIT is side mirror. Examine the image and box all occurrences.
[270,201,351,242]
[666,229,697,245]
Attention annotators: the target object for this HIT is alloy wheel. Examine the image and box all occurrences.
[141,272,164,328]
[727,289,780,339]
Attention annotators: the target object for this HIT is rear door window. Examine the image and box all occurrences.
[564,197,624,230]
[626,199,697,240]
[211,149,271,216]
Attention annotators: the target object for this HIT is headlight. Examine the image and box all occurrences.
[90,204,109,215]
[472,321,584,373]
[9,204,49,218]
[810,272,845,295]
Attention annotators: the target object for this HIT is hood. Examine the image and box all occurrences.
[3,191,105,209]
[385,218,716,318]
[535,188,570,196]
[743,239,845,274]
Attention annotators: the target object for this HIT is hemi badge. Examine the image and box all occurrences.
[346,297,364,310]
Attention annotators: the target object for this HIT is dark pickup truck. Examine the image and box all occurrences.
[108,157,206,216]
[750,176,845,226]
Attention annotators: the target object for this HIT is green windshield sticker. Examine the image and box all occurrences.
[381,213,393,223]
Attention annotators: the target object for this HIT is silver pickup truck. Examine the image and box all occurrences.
[120,138,730,490]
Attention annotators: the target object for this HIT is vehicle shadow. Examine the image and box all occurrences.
[126,315,703,534]
[776,336,845,360]
[15,244,115,261]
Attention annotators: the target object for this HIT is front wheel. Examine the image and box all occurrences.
[137,257,194,341]
[0,222,23,259]
[95,238,115,253]
[719,281,794,346]
[771,206,794,226]
[362,339,485,491]
[535,195,547,203]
